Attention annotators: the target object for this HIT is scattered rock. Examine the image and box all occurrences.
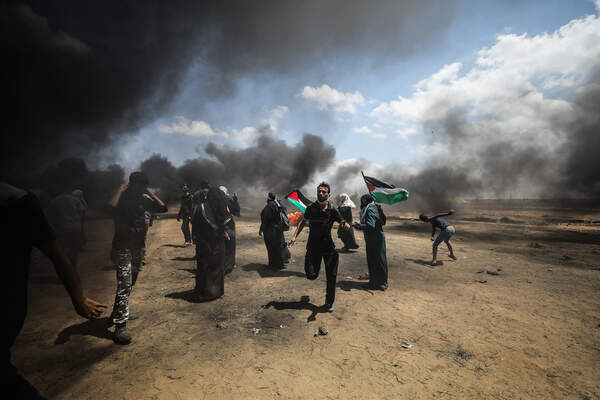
[560,255,573,263]
[476,280,487,284]
[401,342,412,349]
[396,376,406,384]
[216,322,227,329]
[252,328,261,336]
[454,346,474,361]
[314,325,328,337]
[393,362,400,367]
[527,280,533,284]
[476,269,485,274]
[547,268,553,272]
[486,270,500,276]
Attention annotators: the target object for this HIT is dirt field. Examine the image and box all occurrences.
[14,200,600,399]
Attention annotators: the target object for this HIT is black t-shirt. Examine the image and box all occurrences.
[113,193,167,250]
[304,201,343,253]
[178,193,194,218]
[3,193,55,351]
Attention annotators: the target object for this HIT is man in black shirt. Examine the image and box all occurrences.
[177,184,194,246]
[109,172,167,344]
[2,182,106,399]
[289,182,350,311]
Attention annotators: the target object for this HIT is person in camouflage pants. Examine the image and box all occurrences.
[109,173,167,344]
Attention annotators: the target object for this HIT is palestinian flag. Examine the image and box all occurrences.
[284,189,312,213]
[362,172,409,205]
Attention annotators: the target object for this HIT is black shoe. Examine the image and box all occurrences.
[114,324,131,345]
[322,303,334,312]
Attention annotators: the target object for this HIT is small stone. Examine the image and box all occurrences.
[318,325,328,335]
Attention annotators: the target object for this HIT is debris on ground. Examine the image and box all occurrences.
[476,269,485,274]
[401,341,412,349]
[476,280,488,284]
[486,270,500,276]
[396,376,406,384]
[314,325,328,336]
[252,328,261,336]
[216,322,228,329]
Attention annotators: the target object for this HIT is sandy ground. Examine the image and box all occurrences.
[14,201,600,399]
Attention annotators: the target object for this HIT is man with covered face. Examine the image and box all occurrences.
[289,182,350,312]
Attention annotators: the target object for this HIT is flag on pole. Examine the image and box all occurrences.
[362,172,409,205]
[284,189,312,213]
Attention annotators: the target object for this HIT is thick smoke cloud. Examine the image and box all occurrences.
[2,0,456,177]
[28,158,125,209]
[141,134,335,204]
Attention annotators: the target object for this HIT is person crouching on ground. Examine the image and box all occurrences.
[419,210,457,266]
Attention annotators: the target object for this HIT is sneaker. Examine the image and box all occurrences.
[323,303,334,312]
[114,324,131,345]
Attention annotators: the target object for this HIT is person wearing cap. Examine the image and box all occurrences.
[108,172,167,344]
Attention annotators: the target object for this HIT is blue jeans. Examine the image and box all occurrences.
[433,227,455,249]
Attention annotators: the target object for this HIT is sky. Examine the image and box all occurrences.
[116,0,598,172]
[4,0,600,205]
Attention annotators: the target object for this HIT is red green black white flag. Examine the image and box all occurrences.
[284,189,312,213]
[362,172,409,205]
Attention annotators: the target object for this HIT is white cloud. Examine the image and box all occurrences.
[159,116,226,137]
[353,125,386,139]
[299,84,365,113]
[370,12,600,149]
[353,126,372,134]
[395,126,420,139]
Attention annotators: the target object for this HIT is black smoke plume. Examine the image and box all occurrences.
[2,0,457,178]
[143,133,335,204]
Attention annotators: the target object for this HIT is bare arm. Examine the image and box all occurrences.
[288,216,306,247]
[145,188,166,209]
[430,209,455,219]
[109,184,128,207]
[39,240,107,318]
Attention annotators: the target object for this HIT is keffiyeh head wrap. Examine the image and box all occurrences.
[336,193,356,209]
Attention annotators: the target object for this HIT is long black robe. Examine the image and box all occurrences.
[260,200,288,269]
[337,206,359,250]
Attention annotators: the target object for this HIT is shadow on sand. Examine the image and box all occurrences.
[405,258,443,267]
[165,289,221,304]
[242,263,305,278]
[264,295,328,322]
[55,317,114,345]
[171,256,196,261]
[336,280,374,294]
[162,244,187,248]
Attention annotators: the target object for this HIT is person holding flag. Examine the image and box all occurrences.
[353,194,388,290]
[288,182,351,312]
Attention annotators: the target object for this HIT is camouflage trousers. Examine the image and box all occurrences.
[111,248,143,325]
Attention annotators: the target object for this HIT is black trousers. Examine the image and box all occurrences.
[181,216,191,242]
[304,249,339,305]
[194,237,225,301]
